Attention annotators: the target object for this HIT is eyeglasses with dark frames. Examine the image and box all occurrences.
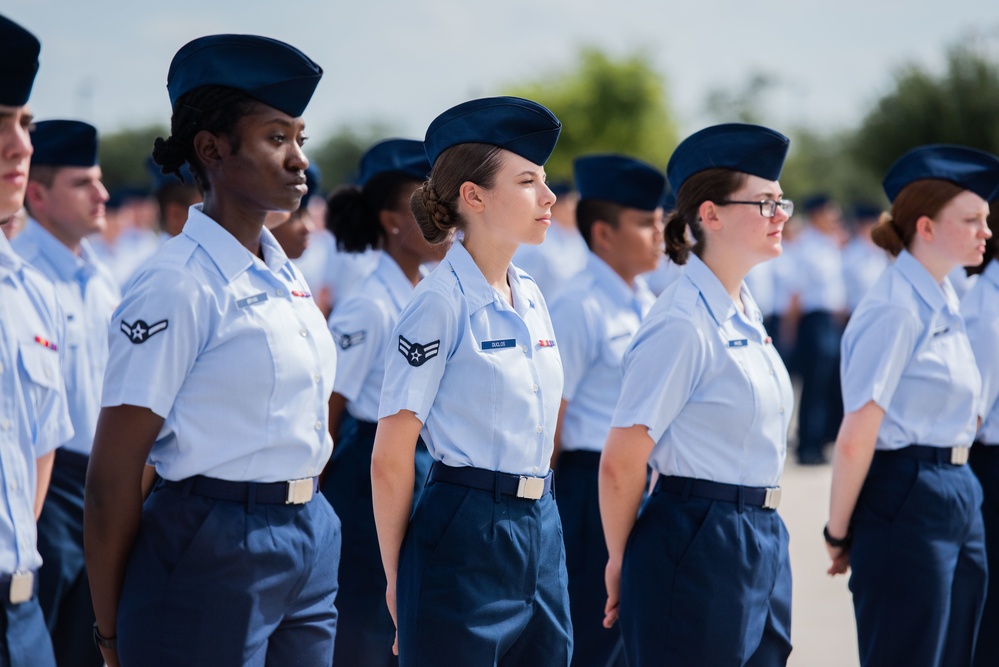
[715,199,794,218]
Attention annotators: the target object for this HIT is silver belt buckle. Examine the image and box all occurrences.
[951,447,970,465]
[285,478,315,504]
[763,487,782,510]
[516,476,545,500]
[9,570,33,605]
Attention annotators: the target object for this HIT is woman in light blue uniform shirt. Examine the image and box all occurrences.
[84,35,340,667]
[322,138,439,666]
[962,194,999,667]
[0,16,74,666]
[371,97,571,666]
[825,145,998,667]
[600,123,796,667]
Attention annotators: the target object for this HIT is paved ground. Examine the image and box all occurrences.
[781,460,860,667]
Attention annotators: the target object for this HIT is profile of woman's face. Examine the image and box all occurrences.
[930,189,991,269]
[210,103,310,214]
[474,149,556,248]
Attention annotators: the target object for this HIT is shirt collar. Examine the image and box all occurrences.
[684,254,739,325]
[445,241,514,312]
[375,253,416,311]
[983,258,999,291]
[895,249,956,315]
[0,232,24,278]
[20,218,86,282]
[587,252,631,298]
[181,204,292,283]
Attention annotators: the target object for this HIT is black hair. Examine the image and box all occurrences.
[575,198,623,250]
[151,85,258,193]
[326,172,422,253]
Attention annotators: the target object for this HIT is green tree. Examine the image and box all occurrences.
[98,124,168,194]
[504,47,678,182]
[851,42,999,178]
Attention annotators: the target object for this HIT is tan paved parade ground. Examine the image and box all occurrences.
[782,461,860,667]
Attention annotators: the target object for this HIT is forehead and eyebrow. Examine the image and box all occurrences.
[0,104,33,125]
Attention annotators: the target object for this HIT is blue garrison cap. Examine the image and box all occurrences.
[667,123,790,195]
[30,120,99,167]
[146,154,194,190]
[166,34,322,117]
[574,154,665,212]
[548,180,573,198]
[357,139,431,187]
[424,96,561,167]
[852,202,883,221]
[802,193,832,214]
[0,15,41,106]
[882,144,999,202]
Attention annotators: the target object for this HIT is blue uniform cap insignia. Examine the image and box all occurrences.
[120,319,168,344]
[398,335,440,367]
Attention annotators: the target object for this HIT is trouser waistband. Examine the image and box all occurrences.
[161,475,319,505]
[654,475,781,510]
[878,444,970,466]
[428,461,553,500]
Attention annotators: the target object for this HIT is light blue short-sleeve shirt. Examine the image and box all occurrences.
[13,219,120,455]
[550,253,654,453]
[612,254,793,488]
[329,253,415,423]
[102,206,337,482]
[379,241,563,477]
[0,233,74,573]
[841,250,980,450]
[962,258,999,445]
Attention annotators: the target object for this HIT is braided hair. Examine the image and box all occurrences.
[151,86,258,192]
[410,143,504,245]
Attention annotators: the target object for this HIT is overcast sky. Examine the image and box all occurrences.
[7,0,999,152]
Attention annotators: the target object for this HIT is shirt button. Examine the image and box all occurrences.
[532,466,539,474]
[313,374,321,383]
[9,480,17,492]
[521,345,529,353]
[1,419,9,431]
[778,406,785,415]
[314,421,323,431]
[276,288,285,297]
[536,425,543,434]
[300,330,308,338]
[769,369,775,376]
[532,384,539,393]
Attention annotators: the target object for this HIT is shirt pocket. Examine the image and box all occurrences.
[19,340,60,390]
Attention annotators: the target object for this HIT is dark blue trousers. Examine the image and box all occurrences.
[322,415,432,667]
[794,311,843,463]
[620,487,792,666]
[36,450,103,667]
[0,578,55,667]
[969,444,999,667]
[556,451,624,667]
[118,481,341,666]
[850,451,987,667]
[397,473,572,666]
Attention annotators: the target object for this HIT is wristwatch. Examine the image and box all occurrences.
[93,622,117,651]
[823,524,852,550]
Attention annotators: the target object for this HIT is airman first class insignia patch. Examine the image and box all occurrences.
[332,329,366,350]
[398,335,440,367]
[120,319,168,344]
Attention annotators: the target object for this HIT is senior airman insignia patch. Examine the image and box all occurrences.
[398,335,440,367]
[332,328,366,350]
[120,319,168,344]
